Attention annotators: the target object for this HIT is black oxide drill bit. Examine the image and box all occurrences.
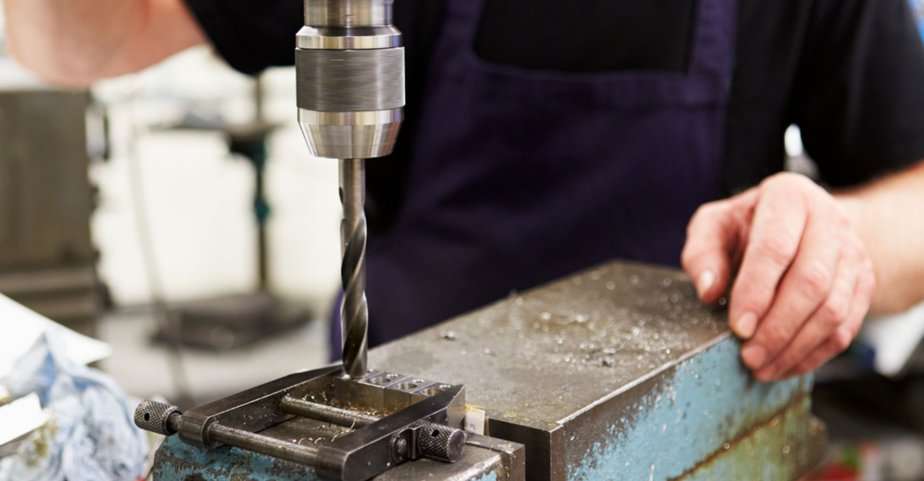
[339,158,369,378]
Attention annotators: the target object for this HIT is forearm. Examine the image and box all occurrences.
[3,0,203,86]
[837,160,924,315]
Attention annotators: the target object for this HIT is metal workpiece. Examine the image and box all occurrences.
[340,159,369,379]
[371,261,825,481]
[137,366,471,481]
[278,394,467,462]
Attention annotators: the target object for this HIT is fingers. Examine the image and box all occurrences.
[681,203,737,303]
[688,173,876,380]
[681,190,758,304]
[789,261,876,376]
[753,244,860,381]
[729,179,810,339]
[740,208,844,372]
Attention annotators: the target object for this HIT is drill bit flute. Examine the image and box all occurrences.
[296,0,405,378]
[339,158,369,377]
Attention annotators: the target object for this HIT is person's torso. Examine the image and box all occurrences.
[354,0,738,346]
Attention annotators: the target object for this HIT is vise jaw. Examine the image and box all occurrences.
[136,367,469,481]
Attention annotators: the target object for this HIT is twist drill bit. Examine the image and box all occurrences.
[339,159,368,378]
[295,0,405,376]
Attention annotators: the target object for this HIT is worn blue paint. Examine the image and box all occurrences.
[472,473,498,481]
[155,435,323,481]
[567,337,810,481]
[154,433,505,481]
[155,436,504,481]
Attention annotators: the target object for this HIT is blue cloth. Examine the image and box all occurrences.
[0,330,147,481]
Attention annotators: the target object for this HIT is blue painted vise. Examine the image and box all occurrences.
[150,262,825,481]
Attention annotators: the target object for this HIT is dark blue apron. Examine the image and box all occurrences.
[333,0,737,351]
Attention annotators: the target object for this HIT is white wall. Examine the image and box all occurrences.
[89,48,341,314]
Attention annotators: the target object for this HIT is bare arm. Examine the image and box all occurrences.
[838,160,924,315]
[3,0,205,86]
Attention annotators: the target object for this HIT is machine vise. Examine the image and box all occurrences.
[139,261,825,481]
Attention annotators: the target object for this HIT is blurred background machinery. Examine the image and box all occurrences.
[0,87,103,337]
[0,41,339,402]
[149,78,312,353]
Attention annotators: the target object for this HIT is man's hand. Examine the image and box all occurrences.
[681,173,876,381]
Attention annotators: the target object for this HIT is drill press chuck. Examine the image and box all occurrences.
[296,0,405,160]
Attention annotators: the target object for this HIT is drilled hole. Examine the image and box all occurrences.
[431,429,440,438]
[143,413,151,422]
[395,382,420,391]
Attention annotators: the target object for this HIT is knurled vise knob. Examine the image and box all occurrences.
[415,423,467,463]
[134,400,182,435]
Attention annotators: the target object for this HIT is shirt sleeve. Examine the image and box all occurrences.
[792,0,924,187]
[182,0,302,75]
